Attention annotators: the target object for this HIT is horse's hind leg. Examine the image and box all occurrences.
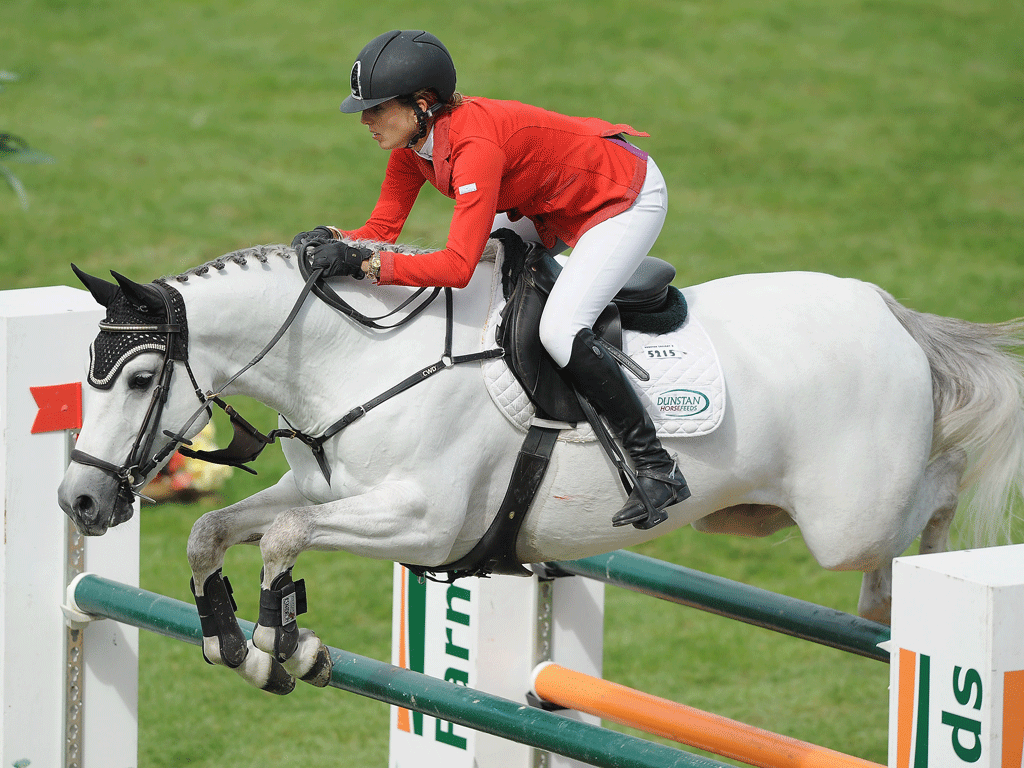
[916,453,966,556]
[857,450,966,624]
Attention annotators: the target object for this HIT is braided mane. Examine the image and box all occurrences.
[157,239,441,284]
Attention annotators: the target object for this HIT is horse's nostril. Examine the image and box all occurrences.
[74,494,96,522]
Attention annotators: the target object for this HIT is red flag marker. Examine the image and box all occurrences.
[30,382,83,433]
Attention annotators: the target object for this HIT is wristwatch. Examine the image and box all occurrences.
[367,252,382,282]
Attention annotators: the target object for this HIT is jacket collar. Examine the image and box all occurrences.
[429,109,454,192]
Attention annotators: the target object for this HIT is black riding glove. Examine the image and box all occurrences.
[308,241,371,279]
[290,226,335,256]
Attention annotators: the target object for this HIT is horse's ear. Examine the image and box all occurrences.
[71,263,119,308]
[110,270,165,315]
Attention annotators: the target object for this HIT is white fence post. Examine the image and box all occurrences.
[0,286,139,768]
[389,565,604,768]
[889,543,1024,768]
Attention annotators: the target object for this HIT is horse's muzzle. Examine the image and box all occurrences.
[57,470,135,536]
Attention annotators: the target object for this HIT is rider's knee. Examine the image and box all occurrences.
[538,313,576,369]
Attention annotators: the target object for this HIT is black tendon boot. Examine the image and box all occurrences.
[564,328,690,528]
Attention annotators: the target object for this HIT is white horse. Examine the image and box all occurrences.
[58,240,1024,694]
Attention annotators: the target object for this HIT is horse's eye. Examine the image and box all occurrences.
[128,372,155,391]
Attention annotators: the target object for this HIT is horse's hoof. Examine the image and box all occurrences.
[262,659,298,696]
[281,628,333,688]
[234,641,296,695]
[298,644,334,688]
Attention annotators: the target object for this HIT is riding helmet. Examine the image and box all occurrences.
[340,30,457,113]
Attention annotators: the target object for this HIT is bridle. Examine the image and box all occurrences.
[69,278,219,497]
[70,255,504,500]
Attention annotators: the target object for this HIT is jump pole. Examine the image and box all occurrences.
[550,550,891,662]
[531,661,884,768]
[67,573,732,768]
[0,286,139,768]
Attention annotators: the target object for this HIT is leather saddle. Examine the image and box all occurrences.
[493,229,686,423]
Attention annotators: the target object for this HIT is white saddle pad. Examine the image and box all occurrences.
[478,252,726,443]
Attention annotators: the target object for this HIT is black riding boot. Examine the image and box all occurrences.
[563,328,690,528]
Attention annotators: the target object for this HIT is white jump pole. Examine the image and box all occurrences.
[389,564,605,768]
[0,286,139,768]
[888,543,1024,768]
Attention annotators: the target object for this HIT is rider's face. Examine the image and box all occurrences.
[360,99,419,151]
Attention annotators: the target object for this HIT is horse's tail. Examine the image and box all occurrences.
[876,287,1024,546]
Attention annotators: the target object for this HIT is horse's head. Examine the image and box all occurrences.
[58,265,209,535]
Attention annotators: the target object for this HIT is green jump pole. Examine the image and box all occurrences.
[71,574,732,768]
[549,550,891,662]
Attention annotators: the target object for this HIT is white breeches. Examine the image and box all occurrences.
[492,156,668,368]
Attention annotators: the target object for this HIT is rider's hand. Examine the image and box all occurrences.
[290,226,335,257]
[308,241,371,279]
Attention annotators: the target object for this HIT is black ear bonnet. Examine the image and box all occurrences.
[88,282,188,390]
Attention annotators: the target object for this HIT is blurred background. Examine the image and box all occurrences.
[3,0,1021,765]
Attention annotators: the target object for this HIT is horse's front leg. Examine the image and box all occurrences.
[187,472,307,694]
[252,480,453,680]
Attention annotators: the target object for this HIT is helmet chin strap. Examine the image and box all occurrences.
[406,102,442,149]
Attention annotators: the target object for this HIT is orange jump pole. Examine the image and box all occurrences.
[531,662,883,768]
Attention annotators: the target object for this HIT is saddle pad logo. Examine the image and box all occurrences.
[655,388,710,418]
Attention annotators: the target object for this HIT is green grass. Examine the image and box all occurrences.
[4,0,1022,765]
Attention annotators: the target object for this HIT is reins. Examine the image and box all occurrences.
[180,271,503,483]
[72,256,504,496]
[297,246,442,329]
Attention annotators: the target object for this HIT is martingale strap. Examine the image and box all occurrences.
[184,287,504,484]
[292,288,504,482]
[176,396,272,475]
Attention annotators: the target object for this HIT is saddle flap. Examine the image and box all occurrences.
[497,245,622,422]
[491,228,685,424]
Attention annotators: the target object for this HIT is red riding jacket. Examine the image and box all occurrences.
[336,97,649,288]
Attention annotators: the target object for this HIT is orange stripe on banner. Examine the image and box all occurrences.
[532,663,883,768]
[1002,670,1024,768]
[396,567,410,733]
[896,648,917,768]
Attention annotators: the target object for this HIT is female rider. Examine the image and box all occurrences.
[291,29,689,528]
